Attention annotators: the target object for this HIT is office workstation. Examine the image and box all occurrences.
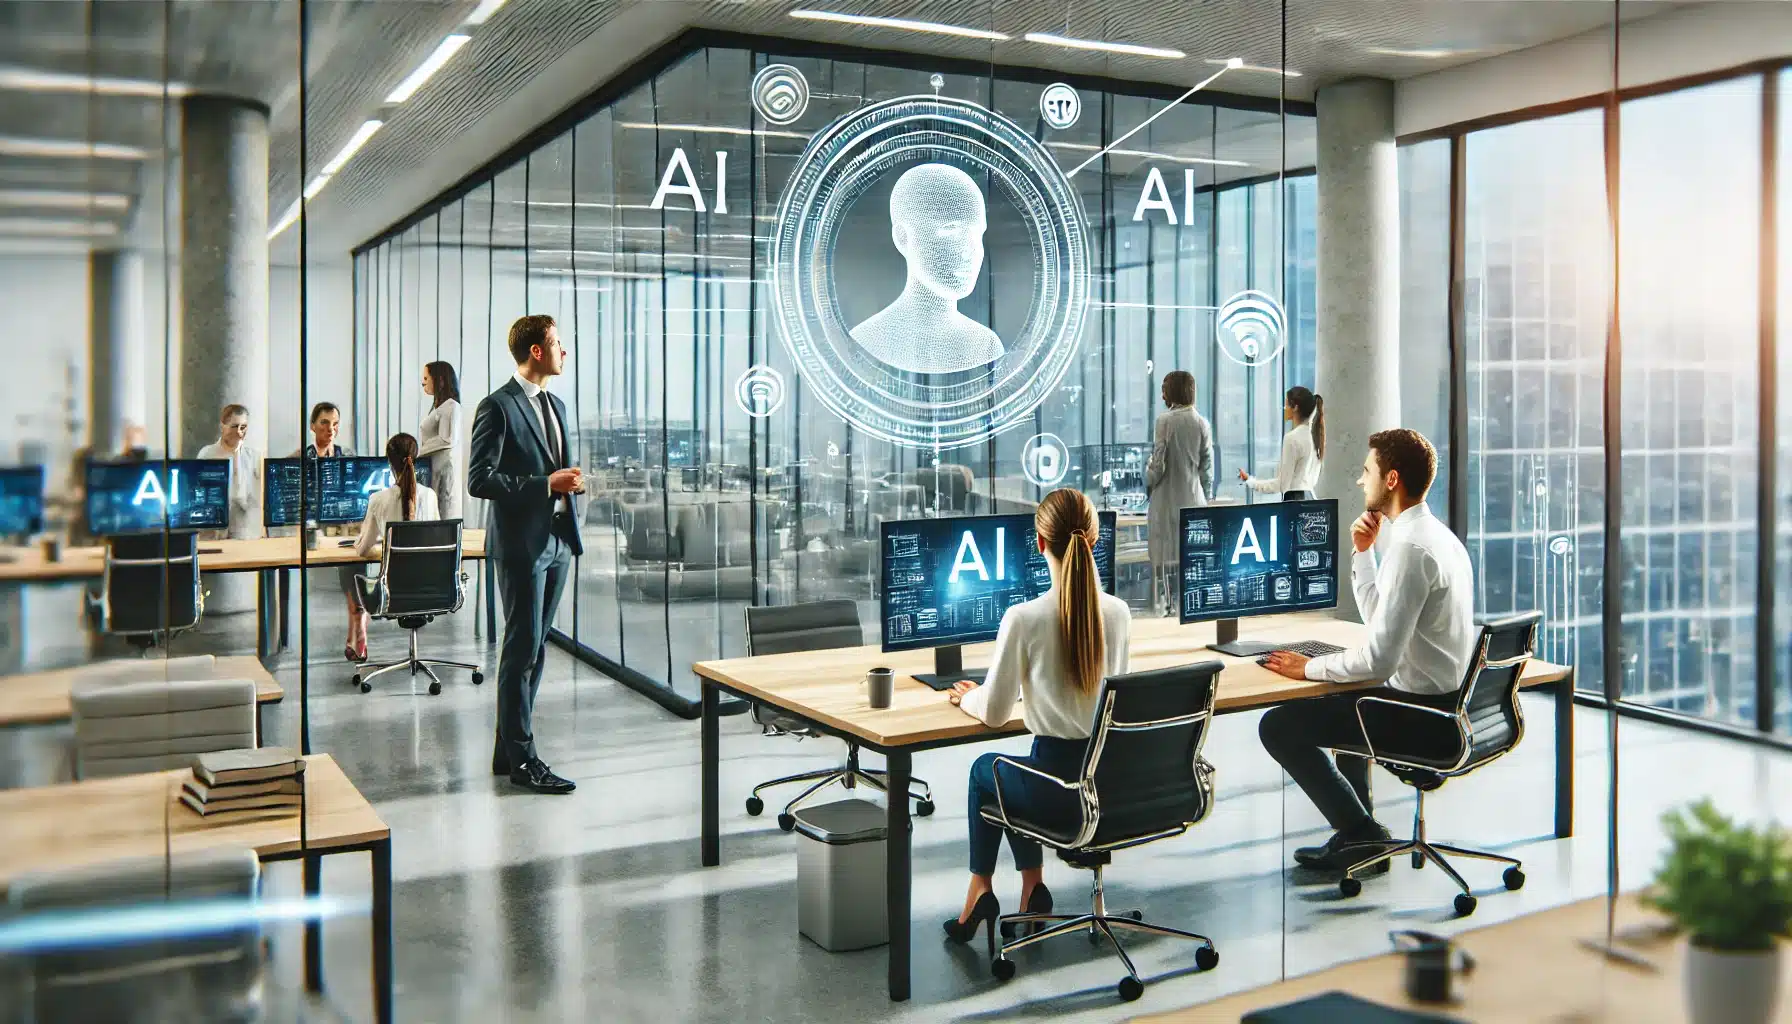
[4,1,1791,1021]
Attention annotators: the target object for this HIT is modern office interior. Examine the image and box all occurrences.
[2,0,1791,1021]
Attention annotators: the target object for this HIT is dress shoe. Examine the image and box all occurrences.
[509,758,576,794]
[1294,822,1393,871]
[942,892,1001,959]
[491,751,510,777]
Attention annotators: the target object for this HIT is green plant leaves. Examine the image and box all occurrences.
[1643,799,1792,953]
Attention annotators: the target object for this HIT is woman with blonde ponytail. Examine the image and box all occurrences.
[944,488,1133,952]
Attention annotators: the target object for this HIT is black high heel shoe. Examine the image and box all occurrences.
[943,892,1001,958]
[1004,882,1054,938]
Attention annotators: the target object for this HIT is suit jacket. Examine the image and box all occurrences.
[468,377,584,570]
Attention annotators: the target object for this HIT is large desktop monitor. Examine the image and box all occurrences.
[313,456,434,525]
[85,459,232,535]
[0,466,45,537]
[1178,498,1340,655]
[263,458,311,528]
[880,509,1117,689]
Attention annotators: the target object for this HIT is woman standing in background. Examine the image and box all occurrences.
[1146,370,1213,617]
[418,361,463,520]
[196,404,262,540]
[1240,385,1324,500]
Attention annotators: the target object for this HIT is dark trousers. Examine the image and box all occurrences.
[968,736,1087,875]
[1258,687,1457,832]
[493,540,572,768]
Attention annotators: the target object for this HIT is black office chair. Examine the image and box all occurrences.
[743,601,933,830]
[351,519,483,695]
[983,662,1224,1002]
[94,531,204,650]
[1333,611,1542,916]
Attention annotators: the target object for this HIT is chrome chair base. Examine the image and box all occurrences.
[352,631,483,695]
[747,747,933,828]
[1338,790,1526,915]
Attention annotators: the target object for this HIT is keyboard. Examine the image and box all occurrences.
[1255,640,1346,666]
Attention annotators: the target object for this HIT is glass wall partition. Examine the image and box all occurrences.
[354,41,1317,706]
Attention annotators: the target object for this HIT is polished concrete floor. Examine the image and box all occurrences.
[7,580,1791,1022]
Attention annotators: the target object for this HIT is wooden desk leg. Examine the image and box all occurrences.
[303,852,324,993]
[1555,670,1575,839]
[371,838,394,1024]
[701,680,720,867]
[885,749,912,1002]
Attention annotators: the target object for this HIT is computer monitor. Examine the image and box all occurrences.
[0,466,45,537]
[880,510,1118,689]
[263,457,313,529]
[85,459,232,535]
[313,456,434,525]
[1178,498,1340,656]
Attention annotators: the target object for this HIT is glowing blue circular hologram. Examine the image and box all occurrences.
[751,64,810,126]
[1549,535,1572,556]
[733,364,786,418]
[1020,433,1070,488]
[1040,83,1081,130]
[770,95,1092,450]
[1215,289,1287,367]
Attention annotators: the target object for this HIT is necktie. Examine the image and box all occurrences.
[536,392,560,468]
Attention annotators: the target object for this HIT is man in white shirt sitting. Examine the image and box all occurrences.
[1258,428,1474,871]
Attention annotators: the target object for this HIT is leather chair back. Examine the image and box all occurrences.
[1451,611,1541,770]
[744,601,863,731]
[377,519,463,618]
[101,531,202,639]
[1080,661,1222,851]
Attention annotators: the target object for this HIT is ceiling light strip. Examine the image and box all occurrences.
[1202,58,1299,77]
[1067,64,1235,176]
[385,35,471,104]
[789,9,1008,41]
[1023,32,1183,60]
[464,0,511,26]
[0,66,193,97]
[616,122,808,140]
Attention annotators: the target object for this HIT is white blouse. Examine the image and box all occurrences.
[1246,421,1321,495]
[354,483,441,558]
[418,398,460,458]
[957,590,1133,739]
[195,441,261,537]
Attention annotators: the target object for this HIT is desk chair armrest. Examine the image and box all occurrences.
[1353,696,1460,765]
[989,755,1083,831]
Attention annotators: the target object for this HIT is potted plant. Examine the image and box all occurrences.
[1645,799,1792,1024]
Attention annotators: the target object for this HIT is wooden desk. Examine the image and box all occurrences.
[692,612,1575,1002]
[1136,894,1792,1023]
[0,754,393,1024]
[0,655,284,737]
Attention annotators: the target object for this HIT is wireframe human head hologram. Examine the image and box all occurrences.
[848,162,1004,374]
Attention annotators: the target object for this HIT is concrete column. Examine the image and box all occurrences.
[1314,78,1400,621]
[180,96,269,613]
[88,249,147,453]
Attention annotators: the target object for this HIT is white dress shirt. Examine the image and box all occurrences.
[512,372,562,465]
[958,591,1133,739]
[354,483,440,558]
[1246,421,1321,495]
[1305,502,1476,696]
[195,441,262,540]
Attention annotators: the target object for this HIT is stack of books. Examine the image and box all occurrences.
[179,747,305,817]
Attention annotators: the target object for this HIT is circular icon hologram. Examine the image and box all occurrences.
[751,64,810,126]
[1021,433,1071,488]
[1039,83,1081,130]
[1215,289,1287,367]
[733,364,786,418]
[770,95,1092,450]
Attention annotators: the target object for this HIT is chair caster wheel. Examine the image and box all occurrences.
[991,957,1015,982]
[1412,851,1424,869]
[1117,976,1144,1002]
[428,681,442,696]
[472,671,484,685]
[1339,876,1363,898]
[745,796,764,816]
[1503,866,1525,890]
[359,681,371,694]
[915,799,935,817]
[350,674,361,688]
[1454,893,1478,916]
[1128,910,1143,921]
[1195,944,1219,971]
[777,812,797,832]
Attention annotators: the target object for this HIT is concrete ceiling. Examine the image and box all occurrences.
[0,0,1673,258]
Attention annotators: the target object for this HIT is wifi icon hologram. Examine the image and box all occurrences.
[751,64,810,126]
[1215,289,1287,368]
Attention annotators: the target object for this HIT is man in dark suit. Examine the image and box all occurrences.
[469,314,584,795]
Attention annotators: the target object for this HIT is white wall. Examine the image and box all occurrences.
[1396,3,1792,137]
[0,254,91,490]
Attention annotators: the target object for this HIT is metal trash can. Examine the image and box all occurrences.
[794,799,889,951]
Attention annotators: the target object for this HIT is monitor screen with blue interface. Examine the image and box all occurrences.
[313,457,434,524]
[880,510,1117,655]
[263,458,311,528]
[1178,498,1339,623]
[0,466,45,535]
[85,459,231,534]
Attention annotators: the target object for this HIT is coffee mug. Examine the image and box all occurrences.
[40,537,60,563]
[1390,930,1475,1003]
[304,522,320,550]
[866,667,894,709]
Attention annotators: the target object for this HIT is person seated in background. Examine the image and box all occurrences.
[350,433,439,603]
[943,488,1133,952]
[1256,428,1474,870]
[292,402,368,663]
